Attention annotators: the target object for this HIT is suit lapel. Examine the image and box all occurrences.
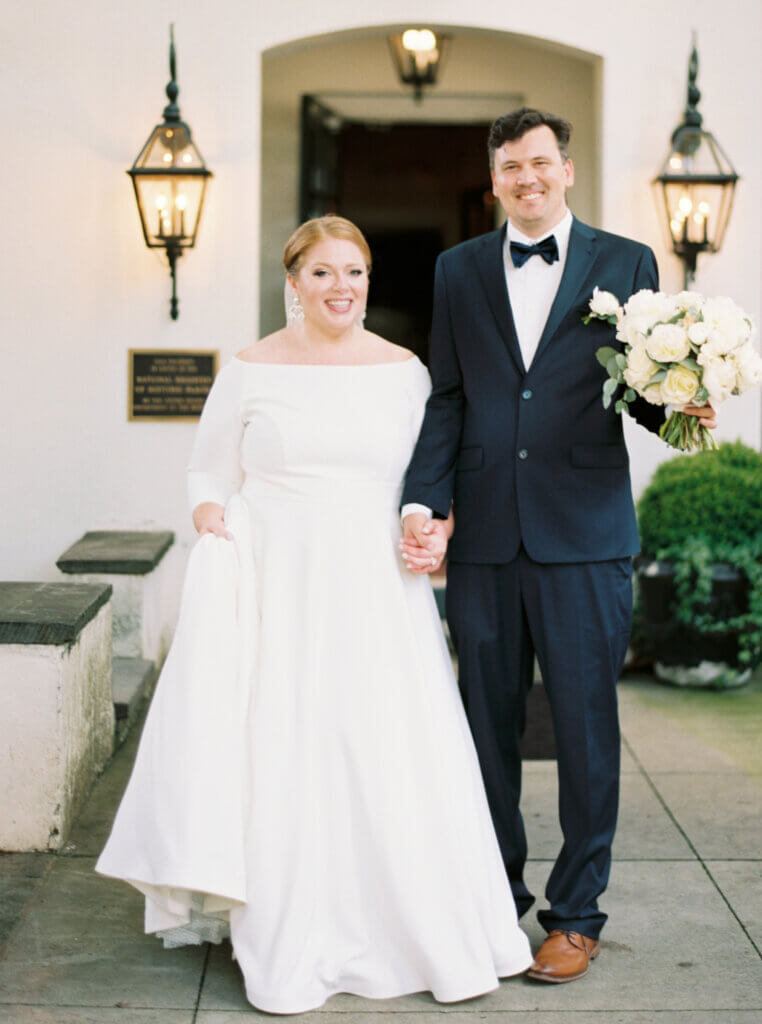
[531,217,597,368]
[473,225,526,375]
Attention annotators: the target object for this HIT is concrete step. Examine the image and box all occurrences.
[56,528,179,667]
[112,657,154,747]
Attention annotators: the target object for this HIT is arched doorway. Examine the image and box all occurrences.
[259,26,601,351]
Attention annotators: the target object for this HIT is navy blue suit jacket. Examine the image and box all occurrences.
[401,217,664,564]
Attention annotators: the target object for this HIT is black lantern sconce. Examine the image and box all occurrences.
[653,37,739,288]
[388,29,449,103]
[128,26,212,319]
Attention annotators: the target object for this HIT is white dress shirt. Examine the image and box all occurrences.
[504,208,572,371]
[402,210,572,524]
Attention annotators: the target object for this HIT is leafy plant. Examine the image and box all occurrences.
[637,442,762,668]
[638,441,762,553]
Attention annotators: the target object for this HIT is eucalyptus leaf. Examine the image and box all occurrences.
[682,357,700,372]
[624,388,636,402]
[602,378,618,409]
[650,369,667,383]
[596,346,618,367]
[615,353,627,370]
[615,399,626,414]
[606,357,622,379]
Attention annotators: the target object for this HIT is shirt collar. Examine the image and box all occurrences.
[506,208,573,257]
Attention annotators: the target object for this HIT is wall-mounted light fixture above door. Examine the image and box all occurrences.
[388,29,449,103]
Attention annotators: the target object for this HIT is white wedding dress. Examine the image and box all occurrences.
[96,355,532,1013]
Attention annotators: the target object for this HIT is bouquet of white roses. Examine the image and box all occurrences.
[584,287,761,452]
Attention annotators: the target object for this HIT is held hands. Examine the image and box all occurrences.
[192,502,233,540]
[400,511,452,575]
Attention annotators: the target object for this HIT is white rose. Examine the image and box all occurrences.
[624,344,659,391]
[688,322,711,346]
[733,344,762,394]
[700,297,752,354]
[641,382,666,405]
[589,287,621,318]
[701,358,737,406]
[646,323,691,363]
[660,365,700,407]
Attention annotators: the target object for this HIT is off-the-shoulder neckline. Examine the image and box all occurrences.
[231,354,420,368]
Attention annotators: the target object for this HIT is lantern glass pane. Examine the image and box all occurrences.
[134,175,207,248]
[658,128,737,180]
[662,181,730,250]
[135,123,207,171]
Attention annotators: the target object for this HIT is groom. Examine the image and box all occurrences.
[401,108,716,981]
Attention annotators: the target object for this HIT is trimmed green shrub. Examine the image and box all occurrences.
[637,440,762,556]
[637,441,762,670]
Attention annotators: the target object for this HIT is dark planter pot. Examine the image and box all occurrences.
[636,560,751,688]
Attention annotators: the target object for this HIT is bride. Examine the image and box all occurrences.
[96,215,532,1013]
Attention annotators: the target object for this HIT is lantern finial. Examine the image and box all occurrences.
[671,33,703,153]
[163,24,181,123]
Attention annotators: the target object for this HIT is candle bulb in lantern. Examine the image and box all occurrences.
[176,193,187,238]
[698,201,710,245]
[156,194,168,238]
[678,195,692,244]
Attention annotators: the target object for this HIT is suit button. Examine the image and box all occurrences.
[518,448,529,460]
[521,389,533,400]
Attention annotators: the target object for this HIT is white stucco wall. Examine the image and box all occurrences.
[2,0,760,581]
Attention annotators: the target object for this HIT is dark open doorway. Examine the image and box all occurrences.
[300,94,503,361]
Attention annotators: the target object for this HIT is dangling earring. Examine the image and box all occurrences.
[356,309,367,327]
[287,290,304,326]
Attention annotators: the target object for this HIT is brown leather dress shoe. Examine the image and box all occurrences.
[527,929,600,983]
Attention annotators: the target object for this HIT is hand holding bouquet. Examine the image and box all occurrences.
[585,288,760,451]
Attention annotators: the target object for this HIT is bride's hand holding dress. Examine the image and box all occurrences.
[192,501,232,540]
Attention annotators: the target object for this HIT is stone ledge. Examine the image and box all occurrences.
[0,583,112,645]
[112,657,154,747]
[113,657,154,721]
[56,531,174,575]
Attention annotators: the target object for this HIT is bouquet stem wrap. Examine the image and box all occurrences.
[660,410,718,452]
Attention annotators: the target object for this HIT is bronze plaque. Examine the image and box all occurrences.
[128,349,219,421]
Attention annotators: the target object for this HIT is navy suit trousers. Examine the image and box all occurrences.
[446,549,633,940]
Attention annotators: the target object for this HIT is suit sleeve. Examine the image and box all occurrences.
[400,256,465,517]
[625,246,667,436]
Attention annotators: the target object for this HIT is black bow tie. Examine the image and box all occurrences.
[509,235,559,268]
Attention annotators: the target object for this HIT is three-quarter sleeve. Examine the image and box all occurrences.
[187,360,245,511]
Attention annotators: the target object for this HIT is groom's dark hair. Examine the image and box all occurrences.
[488,107,572,165]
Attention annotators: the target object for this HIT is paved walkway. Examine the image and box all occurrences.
[1,672,760,1023]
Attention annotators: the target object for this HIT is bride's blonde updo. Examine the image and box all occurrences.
[283,216,372,276]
